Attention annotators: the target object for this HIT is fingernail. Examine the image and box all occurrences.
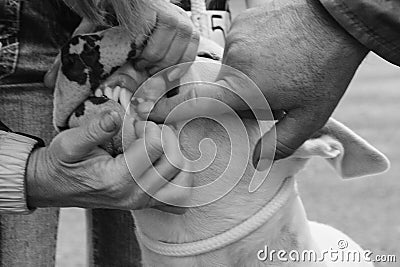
[167,68,183,81]
[256,157,273,172]
[100,111,120,132]
[137,101,155,115]
[248,157,273,193]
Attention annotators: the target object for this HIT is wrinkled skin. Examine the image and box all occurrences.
[148,0,369,161]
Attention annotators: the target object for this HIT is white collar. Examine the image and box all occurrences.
[136,177,294,257]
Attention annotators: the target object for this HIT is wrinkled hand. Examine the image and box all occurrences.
[26,111,192,214]
[134,0,199,80]
[45,1,198,89]
[149,0,368,161]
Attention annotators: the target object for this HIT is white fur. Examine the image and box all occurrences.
[130,33,388,267]
[132,115,387,266]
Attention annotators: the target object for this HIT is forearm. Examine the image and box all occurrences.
[0,130,42,213]
[319,0,400,66]
[0,120,46,213]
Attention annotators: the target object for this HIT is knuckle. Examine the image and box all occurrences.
[164,161,181,179]
[86,121,101,140]
[144,122,163,154]
[157,10,179,28]
[142,48,164,62]
[167,148,184,169]
[191,30,200,42]
[146,136,163,156]
[176,21,192,40]
[145,121,160,134]
[156,56,178,70]
[57,137,75,160]
[224,41,243,61]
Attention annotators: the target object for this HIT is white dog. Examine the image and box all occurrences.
[132,115,388,267]
[54,26,389,267]
[130,43,389,267]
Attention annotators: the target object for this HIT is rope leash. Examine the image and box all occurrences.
[135,0,290,257]
[136,177,294,257]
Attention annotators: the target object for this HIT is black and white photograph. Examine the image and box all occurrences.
[0,0,398,266]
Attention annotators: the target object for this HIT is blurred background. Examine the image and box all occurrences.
[298,53,400,267]
[56,53,400,266]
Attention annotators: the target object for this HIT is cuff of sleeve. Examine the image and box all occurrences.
[319,0,400,66]
[0,131,42,214]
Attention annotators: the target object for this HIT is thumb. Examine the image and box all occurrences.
[254,108,328,166]
[148,62,274,123]
[148,77,254,123]
[61,111,122,161]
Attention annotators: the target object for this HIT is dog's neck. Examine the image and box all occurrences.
[133,178,321,266]
[133,118,326,266]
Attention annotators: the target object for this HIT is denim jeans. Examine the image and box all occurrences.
[0,1,79,264]
[0,0,80,86]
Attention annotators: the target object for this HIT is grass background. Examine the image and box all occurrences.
[56,53,400,266]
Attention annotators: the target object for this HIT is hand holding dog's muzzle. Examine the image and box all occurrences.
[134,0,199,81]
[150,0,369,161]
[25,111,192,213]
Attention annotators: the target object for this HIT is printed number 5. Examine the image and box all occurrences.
[211,14,226,38]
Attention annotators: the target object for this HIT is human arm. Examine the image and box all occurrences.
[0,112,191,214]
[148,0,369,162]
[147,0,400,164]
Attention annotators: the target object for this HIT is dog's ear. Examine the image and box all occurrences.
[291,118,390,178]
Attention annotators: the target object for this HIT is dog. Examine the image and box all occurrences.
[130,57,389,267]
[53,27,389,267]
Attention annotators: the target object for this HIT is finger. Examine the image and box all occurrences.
[153,205,187,215]
[114,122,166,188]
[238,109,286,121]
[130,120,163,161]
[101,73,139,92]
[160,125,185,169]
[150,167,193,207]
[125,144,182,210]
[164,30,200,82]
[58,110,121,162]
[256,107,329,162]
[44,54,60,89]
[147,78,244,123]
[148,19,195,77]
[135,21,178,70]
[135,153,180,196]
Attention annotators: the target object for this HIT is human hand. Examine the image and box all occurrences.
[45,0,199,88]
[148,0,369,161]
[26,111,192,214]
[134,0,199,80]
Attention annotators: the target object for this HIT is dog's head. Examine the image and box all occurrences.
[60,33,389,200]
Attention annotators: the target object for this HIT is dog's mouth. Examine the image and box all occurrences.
[66,51,221,155]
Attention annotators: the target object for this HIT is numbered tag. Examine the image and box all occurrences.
[187,11,231,47]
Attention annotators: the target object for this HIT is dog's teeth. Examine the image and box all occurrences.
[95,89,102,97]
[120,88,133,113]
[104,87,113,99]
[113,86,121,102]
